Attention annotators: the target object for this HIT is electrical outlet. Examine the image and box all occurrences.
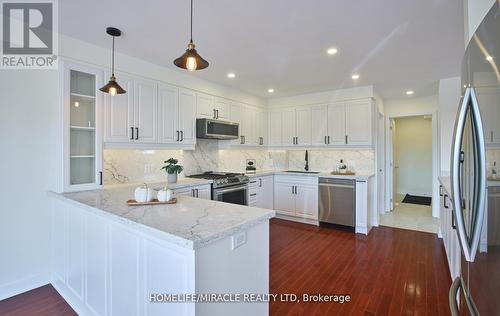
[144,164,153,174]
[231,232,246,250]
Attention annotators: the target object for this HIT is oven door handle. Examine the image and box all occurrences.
[214,185,248,195]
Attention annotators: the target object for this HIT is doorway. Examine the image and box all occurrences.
[381,115,438,233]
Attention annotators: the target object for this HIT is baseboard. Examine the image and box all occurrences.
[275,214,319,226]
[0,273,50,301]
[51,279,90,316]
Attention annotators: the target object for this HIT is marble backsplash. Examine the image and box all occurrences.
[103,140,375,185]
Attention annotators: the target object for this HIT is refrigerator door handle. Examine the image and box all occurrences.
[449,277,461,316]
[450,87,487,262]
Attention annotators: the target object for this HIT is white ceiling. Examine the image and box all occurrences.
[59,0,464,100]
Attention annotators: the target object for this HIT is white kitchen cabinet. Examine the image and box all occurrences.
[177,89,197,145]
[248,176,274,209]
[172,184,211,199]
[311,104,328,146]
[269,110,283,146]
[62,61,104,192]
[197,93,230,120]
[134,79,158,143]
[274,175,318,220]
[230,104,265,146]
[104,75,158,144]
[477,88,500,144]
[327,103,346,145]
[245,106,258,145]
[196,92,215,118]
[295,106,312,146]
[256,109,267,146]
[274,183,296,216]
[439,184,461,280]
[282,108,296,146]
[158,83,179,144]
[158,85,196,145]
[214,97,230,120]
[345,100,372,146]
[295,184,318,219]
[103,74,134,143]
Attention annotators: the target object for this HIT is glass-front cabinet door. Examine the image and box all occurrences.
[62,61,103,191]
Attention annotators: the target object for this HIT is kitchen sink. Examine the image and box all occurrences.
[284,170,320,174]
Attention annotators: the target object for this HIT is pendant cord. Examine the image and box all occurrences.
[190,0,193,42]
[111,36,115,76]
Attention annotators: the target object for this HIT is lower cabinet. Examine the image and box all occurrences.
[51,198,195,316]
[439,184,461,279]
[248,175,274,209]
[172,184,211,199]
[274,175,318,220]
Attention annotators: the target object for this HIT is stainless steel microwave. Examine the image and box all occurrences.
[196,119,239,140]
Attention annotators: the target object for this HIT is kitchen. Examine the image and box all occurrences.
[1,0,499,316]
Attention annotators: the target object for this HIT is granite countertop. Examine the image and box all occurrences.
[49,186,275,250]
[245,170,375,181]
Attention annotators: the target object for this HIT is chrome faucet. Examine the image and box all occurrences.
[304,150,309,171]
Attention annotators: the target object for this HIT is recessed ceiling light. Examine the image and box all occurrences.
[74,101,79,107]
[267,88,275,93]
[351,74,360,80]
[327,48,338,55]
[227,73,236,78]
[486,55,493,61]
[406,90,414,95]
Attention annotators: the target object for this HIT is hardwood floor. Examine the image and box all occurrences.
[0,220,451,316]
[270,219,452,316]
[0,284,76,316]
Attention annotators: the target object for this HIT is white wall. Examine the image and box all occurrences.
[0,70,59,299]
[394,116,433,196]
[384,95,438,117]
[438,77,461,173]
[0,33,267,299]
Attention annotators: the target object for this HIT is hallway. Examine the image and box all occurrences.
[380,195,439,234]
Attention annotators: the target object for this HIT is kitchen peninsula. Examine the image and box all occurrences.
[48,185,275,316]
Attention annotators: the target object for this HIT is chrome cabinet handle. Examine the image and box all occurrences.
[130,127,134,140]
[325,136,327,144]
[213,109,217,119]
[250,193,257,197]
[444,194,449,209]
[180,131,184,142]
[345,135,348,144]
[259,179,262,187]
[99,171,103,185]
[217,110,219,119]
[450,87,487,262]
[328,136,330,144]
[176,131,180,142]
[196,189,199,197]
[135,127,139,140]
[439,185,443,197]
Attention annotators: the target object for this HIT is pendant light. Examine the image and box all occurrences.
[99,27,126,95]
[173,0,209,71]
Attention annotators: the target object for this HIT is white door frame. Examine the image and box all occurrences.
[385,110,440,218]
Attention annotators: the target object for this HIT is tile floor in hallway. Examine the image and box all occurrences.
[380,194,439,234]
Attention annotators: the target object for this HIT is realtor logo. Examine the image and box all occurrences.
[1,0,58,69]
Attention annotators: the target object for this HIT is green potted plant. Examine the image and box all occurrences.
[161,158,183,183]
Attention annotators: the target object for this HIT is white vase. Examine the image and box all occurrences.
[167,173,178,184]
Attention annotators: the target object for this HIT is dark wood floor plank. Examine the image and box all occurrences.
[270,219,451,316]
[0,284,76,316]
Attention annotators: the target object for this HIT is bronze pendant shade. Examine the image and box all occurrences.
[174,0,209,71]
[99,27,126,95]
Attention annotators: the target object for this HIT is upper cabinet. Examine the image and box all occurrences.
[62,61,104,192]
[157,85,196,145]
[104,75,157,144]
[345,100,372,146]
[477,87,500,145]
[230,102,266,146]
[196,93,230,120]
[268,98,374,147]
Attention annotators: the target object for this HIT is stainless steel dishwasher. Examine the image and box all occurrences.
[319,178,356,228]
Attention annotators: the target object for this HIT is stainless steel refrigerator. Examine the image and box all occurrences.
[450,2,500,315]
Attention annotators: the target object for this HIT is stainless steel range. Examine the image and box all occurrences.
[187,172,249,205]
